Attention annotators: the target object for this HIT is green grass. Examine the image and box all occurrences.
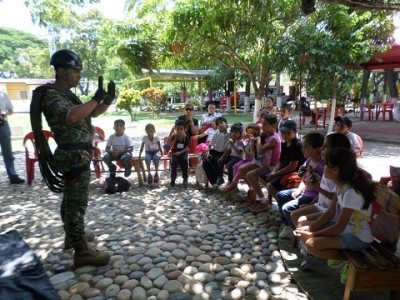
[103,109,254,129]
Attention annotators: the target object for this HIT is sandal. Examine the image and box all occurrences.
[147,174,153,184]
[248,201,270,212]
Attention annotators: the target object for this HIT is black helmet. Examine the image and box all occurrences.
[50,49,82,70]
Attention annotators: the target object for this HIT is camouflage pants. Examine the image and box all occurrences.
[60,170,90,241]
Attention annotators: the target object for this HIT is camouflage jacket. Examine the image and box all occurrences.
[42,88,92,173]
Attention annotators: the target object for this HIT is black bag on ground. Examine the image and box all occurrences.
[103,176,131,193]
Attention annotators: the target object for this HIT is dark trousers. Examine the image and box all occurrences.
[220,156,241,182]
[202,149,224,184]
[0,230,60,300]
[171,152,189,182]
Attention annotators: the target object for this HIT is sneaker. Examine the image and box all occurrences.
[340,263,350,284]
[216,177,225,185]
[299,254,318,270]
[124,168,132,178]
[153,173,159,183]
[147,174,153,184]
[327,259,344,269]
[248,201,270,212]
[279,226,293,239]
[10,177,25,184]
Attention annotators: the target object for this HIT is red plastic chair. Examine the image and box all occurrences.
[360,103,374,121]
[376,100,396,121]
[23,130,54,185]
[92,126,106,178]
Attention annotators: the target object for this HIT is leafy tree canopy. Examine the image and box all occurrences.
[163,0,302,102]
[284,3,393,100]
[0,27,49,78]
[24,0,100,27]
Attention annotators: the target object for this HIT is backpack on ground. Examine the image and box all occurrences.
[195,161,208,184]
[103,176,131,194]
[354,182,400,246]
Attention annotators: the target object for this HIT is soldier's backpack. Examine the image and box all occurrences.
[353,183,400,246]
[103,176,131,194]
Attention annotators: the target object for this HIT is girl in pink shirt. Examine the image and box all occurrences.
[246,114,282,212]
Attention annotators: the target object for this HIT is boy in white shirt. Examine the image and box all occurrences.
[103,119,133,177]
[333,116,361,156]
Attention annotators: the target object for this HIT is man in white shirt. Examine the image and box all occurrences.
[0,91,25,184]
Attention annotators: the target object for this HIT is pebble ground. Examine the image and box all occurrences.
[0,131,307,300]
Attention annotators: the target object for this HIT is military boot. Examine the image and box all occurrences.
[64,230,95,250]
[71,238,110,268]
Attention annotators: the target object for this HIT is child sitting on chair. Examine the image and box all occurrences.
[193,120,217,154]
[295,148,374,284]
[277,103,292,137]
[333,116,361,157]
[218,123,245,184]
[168,119,190,187]
[138,123,163,184]
[103,119,133,178]
[202,117,230,186]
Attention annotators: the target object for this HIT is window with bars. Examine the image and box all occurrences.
[20,91,28,99]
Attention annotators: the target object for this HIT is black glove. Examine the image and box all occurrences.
[103,81,116,105]
[92,76,105,104]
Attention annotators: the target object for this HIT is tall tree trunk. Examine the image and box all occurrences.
[244,80,251,113]
[226,70,235,112]
[385,69,398,100]
[275,72,281,108]
[360,70,370,120]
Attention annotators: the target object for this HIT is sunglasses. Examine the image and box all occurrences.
[185,107,193,111]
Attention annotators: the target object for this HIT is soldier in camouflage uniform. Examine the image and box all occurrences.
[40,49,114,267]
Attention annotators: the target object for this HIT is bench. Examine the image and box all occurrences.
[93,154,202,186]
[160,153,201,172]
[343,240,400,300]
[92,156,146,186]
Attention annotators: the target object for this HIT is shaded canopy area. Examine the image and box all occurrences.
[361,12,400,71]
[361,45,400,71]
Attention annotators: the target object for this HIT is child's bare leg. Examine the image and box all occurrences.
[146,163,151,175]
[305,236,347,261]
[247,168,268,198]
[239,164,258,187]
[154,163,159,173]
[297,212,323,228]
[267,183,278,199]
[291,205,319,228]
